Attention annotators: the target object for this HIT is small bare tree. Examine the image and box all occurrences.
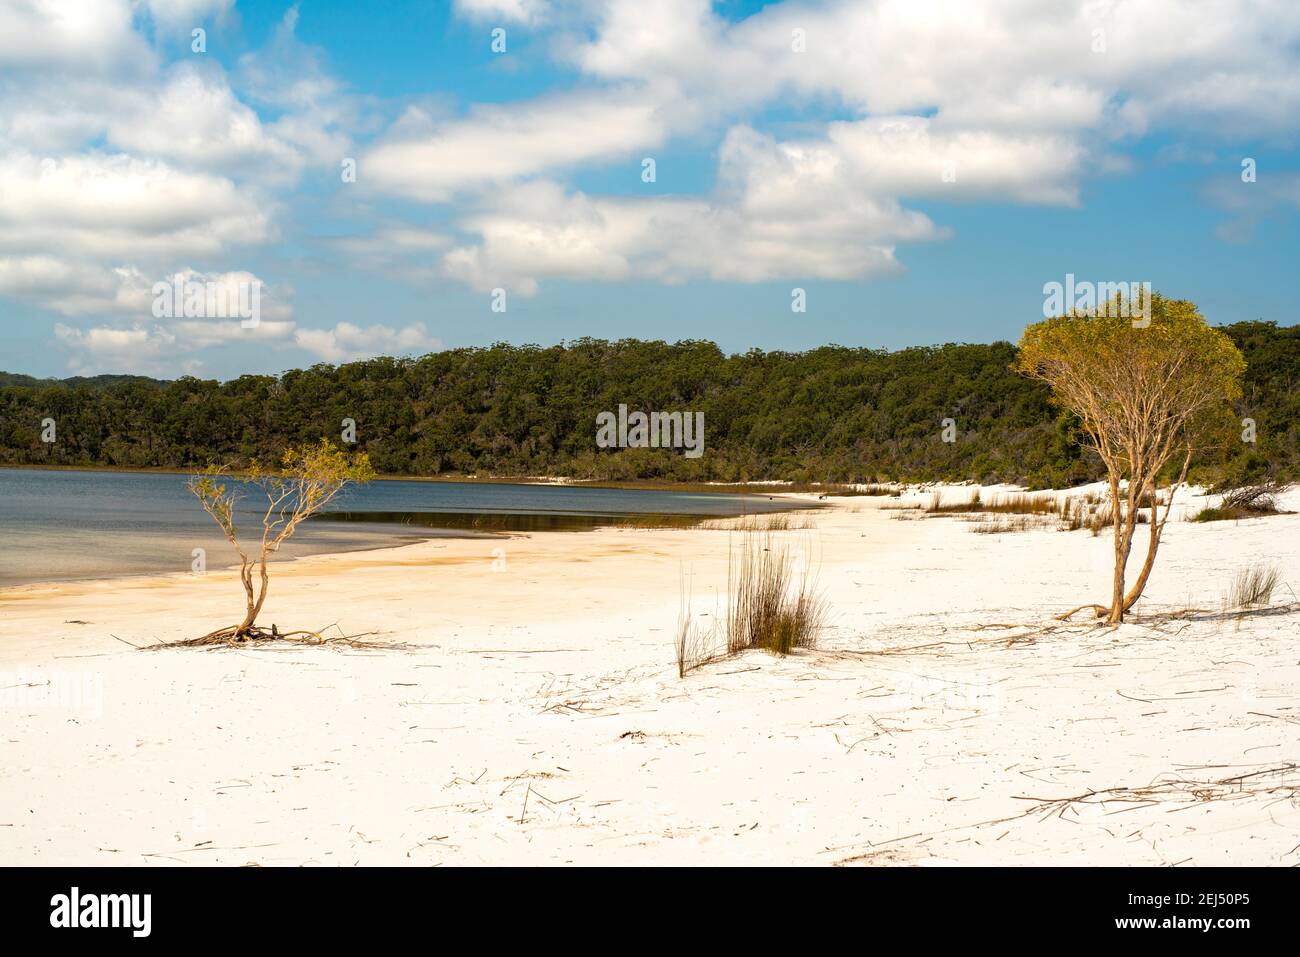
[188,439,375,643]
[1016,294,1244,623]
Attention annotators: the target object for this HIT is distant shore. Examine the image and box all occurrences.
[0,462,867,496]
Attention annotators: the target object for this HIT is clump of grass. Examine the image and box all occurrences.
[725,533,824,655]
[1223,564,1281,611]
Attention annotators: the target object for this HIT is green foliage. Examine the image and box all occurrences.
[188,439,375,545]
[2,325,1296,484]
[1016,295,1247,481]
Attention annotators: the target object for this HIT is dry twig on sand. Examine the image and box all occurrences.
[833,764,1300,865]
[145,622,408,651]
[1012,764,1300,814]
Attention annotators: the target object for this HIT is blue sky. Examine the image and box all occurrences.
[1,0,1297,379]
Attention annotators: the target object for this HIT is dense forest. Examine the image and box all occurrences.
[2,321,1296,487]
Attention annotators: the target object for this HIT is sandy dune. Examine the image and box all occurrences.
[2,486,1298,866]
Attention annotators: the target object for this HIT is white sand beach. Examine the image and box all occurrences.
[2,486,1297,866]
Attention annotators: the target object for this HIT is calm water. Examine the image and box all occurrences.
[0,468,795,587]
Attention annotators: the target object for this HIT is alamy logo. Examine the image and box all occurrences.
[1042,274,1152,327]
[596,404,704,458]
[152,275,262,328]
[49,887,151,937]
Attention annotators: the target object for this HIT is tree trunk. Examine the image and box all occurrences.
[1106,473,1129,624]
[234,556,270,635]
[1121,498,1162,614]
[1122,450,1191,613]
[235,559,257,633]
[1107,472,1146,624]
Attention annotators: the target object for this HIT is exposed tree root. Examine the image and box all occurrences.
[1056,603,1110,621]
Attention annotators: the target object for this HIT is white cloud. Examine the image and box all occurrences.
[139,0,234,32]
[453,0,549,25]
[104,63,303,177]
[53,313,294,375]
[0,258,154,315]
[0,0,153,74]
[441,172,943,291]
[0,152,273,260]
[294,322,441,363]
[362,90,664,201]
[733,119,1086,207]
[53,321,182,375]
[568,0,1300,137]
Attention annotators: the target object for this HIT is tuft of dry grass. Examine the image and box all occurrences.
[705,512,817,532]
[675,570,720,677]
[725,532,825,656]
[855,484,898,496]
[1224,563,1281,611]
[925,489,983,514]
[927,490,1061,517]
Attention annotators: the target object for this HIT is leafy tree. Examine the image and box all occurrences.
[188,440,375,643]
[1016,295,1245,623]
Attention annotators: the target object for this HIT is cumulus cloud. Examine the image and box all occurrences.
[363,90,664,201]
[0,0,153,74]
[440,171,942,292]
[0,258,154,315]
[294,322,441,363]
[453,0,550,25]
[53,322,183,375]
[567,0,1300,137]
[0,152,273,260]
[103,63,304,177]
[138,0,234,33]
[53,316,294,375]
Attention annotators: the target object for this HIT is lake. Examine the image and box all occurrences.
[0,468,798,587]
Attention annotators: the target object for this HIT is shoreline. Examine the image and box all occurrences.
[0,505,818,594]
[0,472,820,591]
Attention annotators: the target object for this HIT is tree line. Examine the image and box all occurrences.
[1,321,1295,487]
